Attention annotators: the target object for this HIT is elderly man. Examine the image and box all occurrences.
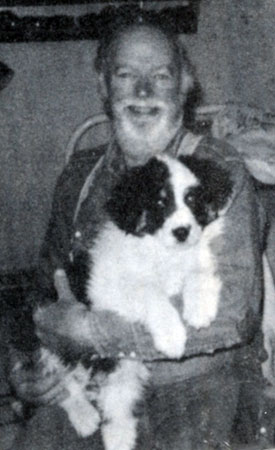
[7,21,266,450]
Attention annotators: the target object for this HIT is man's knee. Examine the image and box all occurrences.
[140,369,240,449]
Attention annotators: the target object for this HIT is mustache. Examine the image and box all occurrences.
[104,98,168,117]
[115,99,166,111]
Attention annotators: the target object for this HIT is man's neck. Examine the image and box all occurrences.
[121,122,187,168]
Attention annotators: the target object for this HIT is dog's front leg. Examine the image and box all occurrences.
[183,270,221,329]
[144,296,187,358]
[39,349,100,437]
[60,376,101,438]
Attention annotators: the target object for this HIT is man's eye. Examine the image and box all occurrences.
[154,73,170,81]
[116,71,134,79]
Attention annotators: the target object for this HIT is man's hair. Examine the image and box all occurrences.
[94,18,193,81]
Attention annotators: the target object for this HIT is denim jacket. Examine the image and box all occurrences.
[35,132,266,383]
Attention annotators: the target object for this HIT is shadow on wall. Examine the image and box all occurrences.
[0,61,14,91]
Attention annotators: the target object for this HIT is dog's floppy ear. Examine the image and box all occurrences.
[105,171,145,235]
[179,155,233,224]
[106,157,168,235]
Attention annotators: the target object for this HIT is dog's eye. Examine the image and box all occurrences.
[185,192,196,206]
[157,199,165,208]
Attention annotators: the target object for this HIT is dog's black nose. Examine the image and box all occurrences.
[172,226,190,242]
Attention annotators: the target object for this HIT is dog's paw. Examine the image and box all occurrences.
[185,312,214,329]
[183,279,219,329]
[154,321,187,359]
[183,303,217,329]
[62,398,100,438]
[70,406,100,438]
[102,421,137,450]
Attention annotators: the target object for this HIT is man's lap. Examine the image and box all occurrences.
[10,367,240,450]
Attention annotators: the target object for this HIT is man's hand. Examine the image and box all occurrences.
[8,348,69,406]
[34,269,95,354]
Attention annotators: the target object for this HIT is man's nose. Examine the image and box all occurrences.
[135,78,154,98]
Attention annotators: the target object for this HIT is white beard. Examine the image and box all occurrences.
[112,102,183,165]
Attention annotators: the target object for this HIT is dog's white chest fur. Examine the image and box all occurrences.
[87,217,223,358]
[88,221,185,308]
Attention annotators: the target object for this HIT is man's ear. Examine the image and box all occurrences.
[97,72,108,99]
[180,70,194,96]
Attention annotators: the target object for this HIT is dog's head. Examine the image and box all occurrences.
[106,154,233,247]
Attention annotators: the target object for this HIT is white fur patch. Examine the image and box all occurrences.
[60,364,100,438]
[182,217,224,328]
[98,360,149,450]
[88,221,187,358]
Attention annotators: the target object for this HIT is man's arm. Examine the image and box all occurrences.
[32,148,105,305]
[183,138,266,355]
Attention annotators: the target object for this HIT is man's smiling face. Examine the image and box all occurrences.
[101,25,188,166]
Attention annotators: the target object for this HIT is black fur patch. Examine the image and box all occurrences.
[106,157,175,236]
[179,155,233,226]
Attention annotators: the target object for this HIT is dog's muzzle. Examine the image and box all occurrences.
[172,226,191,243]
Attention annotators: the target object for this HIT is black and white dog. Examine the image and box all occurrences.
[38,153,233,450]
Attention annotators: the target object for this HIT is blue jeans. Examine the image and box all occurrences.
[10,367,239,450]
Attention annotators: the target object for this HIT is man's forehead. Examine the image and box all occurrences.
[110,26,178,66]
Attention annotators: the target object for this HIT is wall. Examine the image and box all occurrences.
[182,0,275,109]
[0,39,103,271]
[1,0,275,272]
